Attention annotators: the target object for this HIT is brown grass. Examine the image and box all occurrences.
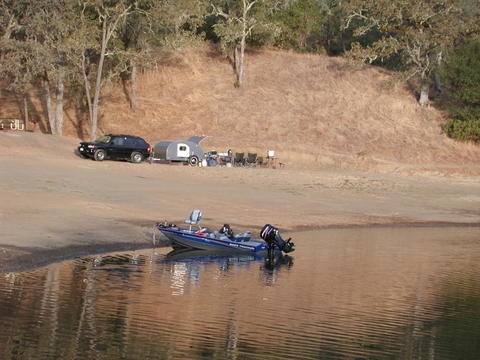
[3,46,480,174]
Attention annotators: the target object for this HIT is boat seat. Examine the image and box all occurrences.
[234,231,252,242]
[185,209,202,230]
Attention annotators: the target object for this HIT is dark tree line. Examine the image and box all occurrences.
[0,0,479,141]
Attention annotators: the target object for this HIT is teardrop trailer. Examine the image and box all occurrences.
[150,135,206,166]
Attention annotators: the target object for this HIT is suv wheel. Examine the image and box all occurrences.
[94,149,106,161]
[131,152,143,163]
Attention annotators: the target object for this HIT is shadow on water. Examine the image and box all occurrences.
[1,226,480,360]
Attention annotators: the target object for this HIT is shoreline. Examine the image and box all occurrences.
[2,221,480,274]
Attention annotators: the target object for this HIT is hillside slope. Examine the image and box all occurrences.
[4,47,480,174]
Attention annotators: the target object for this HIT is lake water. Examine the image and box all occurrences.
[1,226,480,360]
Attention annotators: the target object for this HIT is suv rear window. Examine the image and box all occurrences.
[133,138,148,147]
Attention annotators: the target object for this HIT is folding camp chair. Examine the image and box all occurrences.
[245,153,257,167]
[234,152,245,166]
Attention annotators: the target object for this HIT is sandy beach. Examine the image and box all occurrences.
[1,131,480,272]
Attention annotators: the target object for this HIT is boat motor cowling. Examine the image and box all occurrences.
[260,224,295,253]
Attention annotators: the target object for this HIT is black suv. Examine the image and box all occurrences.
[78,134,151,163]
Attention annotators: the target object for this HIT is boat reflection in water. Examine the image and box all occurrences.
[164,247,294,282]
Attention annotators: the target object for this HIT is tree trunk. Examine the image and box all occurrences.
[434,72,442,94]
[130,61,137,111]
[236,1,249,87]
[419,83,430,107]
[23,95,29,132]
[55,71,64,135]
[237,36,246,86]
[90,21,108,140]
[44,81,55,134]
[234,46,241,86]
[88,6,131,140]
[81,52,93,129]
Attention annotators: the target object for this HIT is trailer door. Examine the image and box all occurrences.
[176,143,190,159]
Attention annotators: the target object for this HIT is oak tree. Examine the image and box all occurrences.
[78,0,135,140]
[343,0,475,106]
[211,0,280,87]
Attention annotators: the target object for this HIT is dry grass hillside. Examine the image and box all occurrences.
[3,46,480,174]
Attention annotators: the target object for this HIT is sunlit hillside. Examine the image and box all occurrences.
[2,46,480,174]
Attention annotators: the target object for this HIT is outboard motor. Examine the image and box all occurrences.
[260,224,295,254]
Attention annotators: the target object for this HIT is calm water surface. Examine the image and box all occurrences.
[1,226,480,360]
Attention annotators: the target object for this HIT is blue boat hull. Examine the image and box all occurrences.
[157,224,268,253]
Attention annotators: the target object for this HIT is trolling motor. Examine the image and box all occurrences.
[260,224,295,260]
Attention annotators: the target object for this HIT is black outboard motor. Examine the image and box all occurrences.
[260,224,295,255]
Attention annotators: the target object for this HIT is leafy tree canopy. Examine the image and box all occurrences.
[270,0,326,52]
[442,40,480,111]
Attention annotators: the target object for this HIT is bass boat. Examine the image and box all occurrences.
[155,209,295,255]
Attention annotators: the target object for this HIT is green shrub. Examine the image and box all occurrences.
[443,119,480,143]
[440,40,480,143]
